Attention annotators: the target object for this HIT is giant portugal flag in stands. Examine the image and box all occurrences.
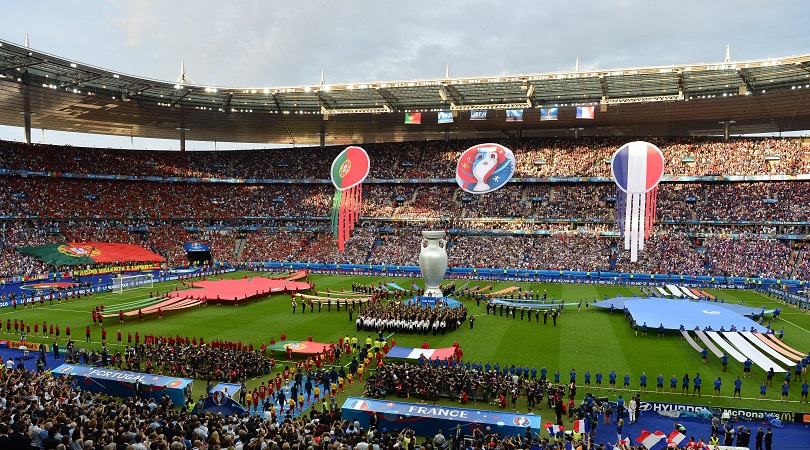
[610,141,665,262]
[17,243,166,266]
[330,146,371,251]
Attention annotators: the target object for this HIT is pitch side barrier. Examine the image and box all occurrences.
[260,262,802,289]
[0,268,238,309]
[627,400,799,423]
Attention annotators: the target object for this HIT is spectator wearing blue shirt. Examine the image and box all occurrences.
[554,370,560,384]
[682,373,690,395]
[609,370,617,391]
[656,374,664,393]
[722,354,729,372]
[623,372,631,391]
[531,366,537,379]
[670,375,678,394]
[584,370,591,387]
[523,366,530,378]
[734,377,743,399]
[701,348,709,364]
[640,372,648,392]
[596,370,603,388]
[570,369,577,384]
[802,380,808,402]
[781,380,790,401]
[760,382,767,399]
[693,374,702,397]
[796,362,803,380]
[712,377,722,397]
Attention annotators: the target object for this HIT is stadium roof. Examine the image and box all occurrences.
[1,38,810,146]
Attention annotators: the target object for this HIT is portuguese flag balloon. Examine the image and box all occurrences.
[330,146,370,251]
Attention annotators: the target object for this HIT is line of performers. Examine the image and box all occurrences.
[356,301,468,335]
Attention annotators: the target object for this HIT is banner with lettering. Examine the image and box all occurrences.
[341,396,540,438]
[52,364,192,406]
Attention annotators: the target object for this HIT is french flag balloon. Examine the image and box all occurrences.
[611,141,665,262]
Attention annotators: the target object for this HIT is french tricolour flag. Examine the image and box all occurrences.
[576,106,595,119]
[610,141,665,262]
[573,418,589,434]
[667,430,686,447]
[636,430,667,450]
[544,422,564,436]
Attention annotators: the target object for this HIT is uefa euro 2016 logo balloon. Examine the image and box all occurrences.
[455,143,516,194]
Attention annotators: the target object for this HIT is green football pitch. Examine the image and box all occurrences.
[4,270,810,419]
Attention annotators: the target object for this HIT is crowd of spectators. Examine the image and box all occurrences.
[1,135,809,280]
[704,237,792,279]
[367,230,421,266]
[0,221,60,278]
[4,137,806,179]
[448,236,532,270]
[0,363,422,450]
[0,177,334,219]
[5,175,810,225]
[523,234,610,272]
[293,229,376,265]
[614,235,707,276]
[0,218,806,280]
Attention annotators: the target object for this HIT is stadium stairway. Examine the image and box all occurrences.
[234,237,246,260]
[788,248,803,279]
[412,186,421,203]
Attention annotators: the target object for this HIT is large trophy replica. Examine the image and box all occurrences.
[419,231,448,298]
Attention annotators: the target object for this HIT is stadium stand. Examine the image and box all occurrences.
[1,138,809,282]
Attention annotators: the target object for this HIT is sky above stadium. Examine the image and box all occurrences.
[2,0,809,149]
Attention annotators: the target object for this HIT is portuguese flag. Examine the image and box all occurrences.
[330,146,370,190]
[404,112,422,124]
[330,147,370,251]
[17,243,166,266]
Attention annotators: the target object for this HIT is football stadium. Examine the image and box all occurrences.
[2,6,810,450]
